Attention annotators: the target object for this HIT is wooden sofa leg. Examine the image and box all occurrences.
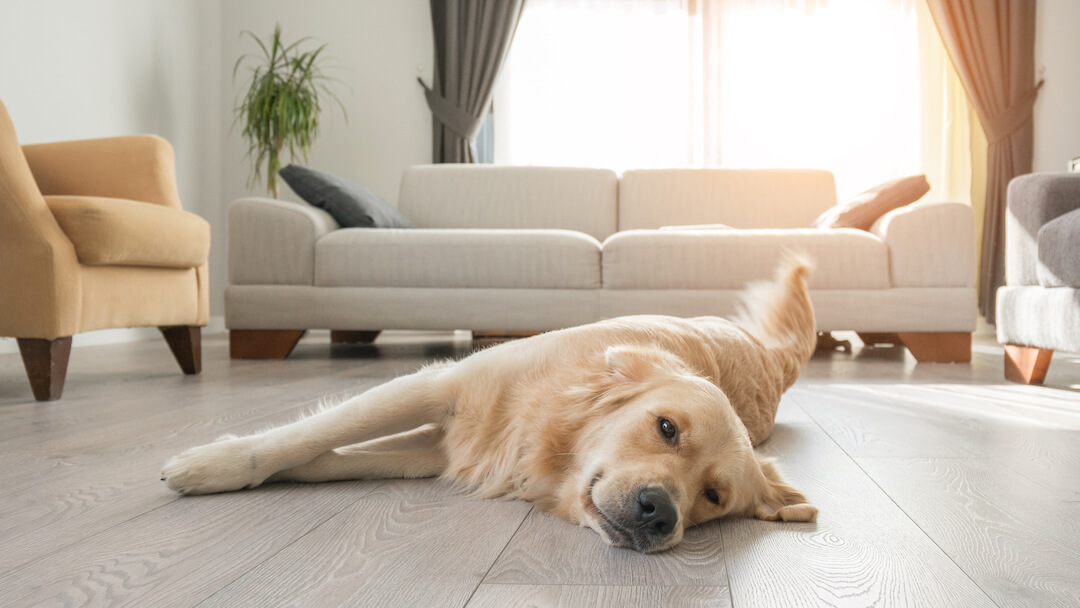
[17,337,72,401]
[330,330,381,344]
[897,332,972,363]
[230,330,306,359]
[1003,345,1053,385]
[160,326,202,375]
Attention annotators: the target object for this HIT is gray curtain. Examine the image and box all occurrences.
[927,0,1040,324]
[420,0,526,163]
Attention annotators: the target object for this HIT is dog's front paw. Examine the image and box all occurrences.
[161,437,267,495]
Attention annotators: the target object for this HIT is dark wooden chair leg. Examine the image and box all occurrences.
[897,332,972,363]
[160,326,202,375]
[1003,344,1053,384]
[17,337,72,401]
[330,330,381,344]
[230,330,306,359]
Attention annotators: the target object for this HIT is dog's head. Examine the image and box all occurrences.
[573,345,816,553]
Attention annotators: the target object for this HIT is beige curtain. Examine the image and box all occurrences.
[916,0,979,208]
[927,0,1040,323]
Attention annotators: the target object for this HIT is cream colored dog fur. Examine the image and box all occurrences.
[163,255,818,553]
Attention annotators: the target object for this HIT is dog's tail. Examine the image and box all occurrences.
[735,251,817,387]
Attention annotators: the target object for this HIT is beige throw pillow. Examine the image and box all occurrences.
[812,174,930,230]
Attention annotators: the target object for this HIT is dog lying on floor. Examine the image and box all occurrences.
[163,255,818,553]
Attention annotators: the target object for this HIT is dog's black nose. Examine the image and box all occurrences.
[635,487,678,536]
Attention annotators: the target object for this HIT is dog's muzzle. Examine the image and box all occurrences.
[634,486,678,538]
[596,485,680,552]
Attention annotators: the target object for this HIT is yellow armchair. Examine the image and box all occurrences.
[0,99,209,400]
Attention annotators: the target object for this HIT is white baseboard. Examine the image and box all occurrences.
[0,315,226,355]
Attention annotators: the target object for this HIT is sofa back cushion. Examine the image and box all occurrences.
[398,165,619,240]
[618,169,837,231]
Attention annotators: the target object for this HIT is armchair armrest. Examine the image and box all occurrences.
[22,135,182,209]
[0,105,81,339]
[870,201,974,287]
[228,198,339,285]
[1004,173,1080,286]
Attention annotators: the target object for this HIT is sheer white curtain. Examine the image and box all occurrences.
[493,0,697,171]
[493,0,972,201]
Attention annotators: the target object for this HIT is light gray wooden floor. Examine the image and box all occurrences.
[2,330,1079,607]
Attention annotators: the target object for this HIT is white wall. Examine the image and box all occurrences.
[1033,0,1080,172]
[0,0,223,352]
[0,0,221,229]
[216,0,433,318]
[0,0,432,349]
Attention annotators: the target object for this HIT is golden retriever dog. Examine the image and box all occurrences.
[163,255,818,553]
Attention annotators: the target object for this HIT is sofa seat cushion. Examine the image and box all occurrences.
[1036,207,1080,288]
[602,228,890,289]
[315,228,602,289]
[45,195,210,268]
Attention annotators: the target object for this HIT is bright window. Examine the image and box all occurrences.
[493,0,971,201]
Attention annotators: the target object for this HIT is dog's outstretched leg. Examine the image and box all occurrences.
[266,424,448,483]
[162,364,453,494]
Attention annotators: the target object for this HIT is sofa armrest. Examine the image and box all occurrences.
[1005,173,1080,286]
[870,201,974,287]
[228,198,339,286]
[22,135,182,209]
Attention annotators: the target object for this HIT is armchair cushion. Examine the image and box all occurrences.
[45,195,209,269]
[1037,207,1080,288]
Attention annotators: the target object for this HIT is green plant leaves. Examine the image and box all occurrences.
[233,23,346,197]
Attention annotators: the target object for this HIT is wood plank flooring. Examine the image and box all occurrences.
[1,330,1078,607]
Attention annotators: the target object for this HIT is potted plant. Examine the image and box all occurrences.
[233,24,345,198]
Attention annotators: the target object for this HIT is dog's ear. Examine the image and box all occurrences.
[751,456,818,523]
[604,345,673,384]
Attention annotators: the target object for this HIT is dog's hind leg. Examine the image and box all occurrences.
[162,363,455,494]
[266,424,447,483]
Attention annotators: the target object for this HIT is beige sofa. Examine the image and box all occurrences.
[226,165,976,361]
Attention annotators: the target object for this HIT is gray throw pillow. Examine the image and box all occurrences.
[279,164,414,228]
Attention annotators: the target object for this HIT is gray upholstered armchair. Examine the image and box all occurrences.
[997,173,1080,384]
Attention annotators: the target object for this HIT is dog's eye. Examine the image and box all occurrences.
[705,488,721,505]
[658,417,678,442]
